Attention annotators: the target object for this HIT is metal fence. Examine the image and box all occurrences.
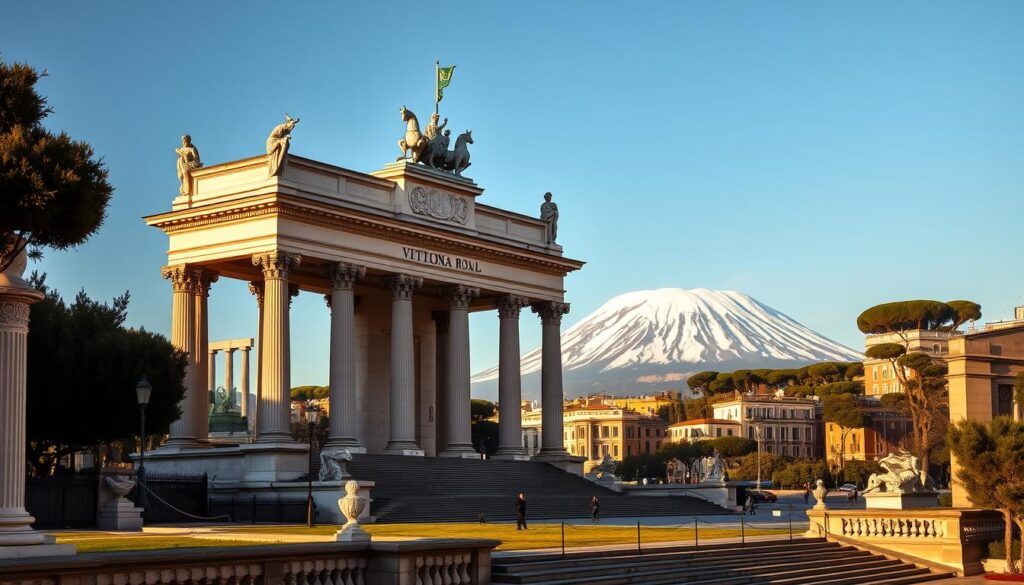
[25,473,98,529]
[208,495,309,524]
[131,473,209,524]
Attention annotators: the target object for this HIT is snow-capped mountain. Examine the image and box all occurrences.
[471,288,862,398]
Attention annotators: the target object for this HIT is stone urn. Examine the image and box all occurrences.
[334,480,370,542]
[812,479,828,510]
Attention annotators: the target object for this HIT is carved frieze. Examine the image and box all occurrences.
[408,186,469,225]
[0,301,31,328]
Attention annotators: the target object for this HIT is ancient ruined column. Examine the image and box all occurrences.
[384,274,423,454]
[252,252,300,443]
[161,265,198,447]
[0,254,46,547]
[324,262,365,449]
[192,268,217,443]
[532,301,570,459]
[431,311,449,453]
[441,285,480,457]
[224,347,235,404]
[494,295,529,460]
[208,349,217,398]
[248,282,265,439]
[240,347,250,423]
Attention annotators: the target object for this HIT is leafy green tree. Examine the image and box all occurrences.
[290,385,329,401]
[707,372,735,396]
[686,371,719,419]
[807,363,842,385]
[845,363,865,379]
[1015,372,1024,419]
[0,60,113,272]
[823,393,867,475]
[732,370,752,391]
[814,381,863,398]
[773,460,830,489]
[948,417,1024,573]
[856,300,957,335]
[841,459,882,487]
[706,436,756,457]
[26,276,186,474]
[682,397,707,421]
[946,300,982,331]
[727,452,790,483]
[471,399,496,421]
[617,453,666,481]
[766,369,799,389]
[468,399,498,454]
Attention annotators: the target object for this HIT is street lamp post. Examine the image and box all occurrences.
[135,375,153,509]
[754,424,763,491]
[304,403,321,528]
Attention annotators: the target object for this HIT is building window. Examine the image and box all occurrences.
[748,427,754,439]
[882,366,889,378]
[613,427,619,437]
[872,367,878,380]
[882,383,888,393]
[766,427,773,440]
[727,429,733,436]
[716,428,722,437]
[613,445,619,457]
[872,384,879,394]
[792,427,800,440]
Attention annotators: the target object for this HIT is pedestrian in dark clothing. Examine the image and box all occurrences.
[803,482,811,505]
[515,492,527,530]
[591,496,600,524]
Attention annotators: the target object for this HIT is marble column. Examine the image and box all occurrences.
[252,252,300,443]
[324,262,365,450]
[384,274,423,454]
[0,253,46,548]
[161,265,199,447]
[440,285,480,457]
[248,282,265,440]
[224,348,235,404]
[208,350,217,396]
[493,295,530,460]
[192,268,216,443]
[431,311,449,453]
[532,301,571,459]
[240,347,250,424]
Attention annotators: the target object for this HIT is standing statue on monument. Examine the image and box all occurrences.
[540,192,559,243]
[175,134,203,196]
[424,113,447,141]
[266,113,299,177]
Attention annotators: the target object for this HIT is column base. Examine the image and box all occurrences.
[161,437,209,450]
[491,448,530,461]
[255,432,294,445]
[323,438,366,454]
[384,441,424,456]
[532,450,586,476]
[439,444,478,458]
[0,511,45,546]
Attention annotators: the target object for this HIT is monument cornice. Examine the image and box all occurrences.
[146,198,584,277]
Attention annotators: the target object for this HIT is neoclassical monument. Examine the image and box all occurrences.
[142,115,584,484]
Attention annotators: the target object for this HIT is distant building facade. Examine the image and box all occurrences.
[824,400,912,468]
[863,330,952,397]
[520,396,668,461]
[667,418,741,443]
[713,392,820,458]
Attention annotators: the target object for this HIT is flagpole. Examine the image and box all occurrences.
[435,59,440,118]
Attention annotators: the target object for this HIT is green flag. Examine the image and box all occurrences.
[437,65,455,103]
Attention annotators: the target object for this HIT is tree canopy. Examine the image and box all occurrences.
[290,386,329,401]
[856,299,981,335]
[0,60,112,271]
[26,275,186,474]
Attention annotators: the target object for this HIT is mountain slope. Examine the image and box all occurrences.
[471,288,861,398]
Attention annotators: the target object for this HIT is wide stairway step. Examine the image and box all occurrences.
[491,539,954,585]
[348,454,728,523]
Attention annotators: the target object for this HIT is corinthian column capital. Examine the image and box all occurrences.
[444,285,480,310]
[532,301,571,325]
[497,294,530,319]
[161,264,194,292]
[248,281,265,305]
[324,262,366,291]
[190,267,219,297]
[386,274,423,301]
[252,251,301,279]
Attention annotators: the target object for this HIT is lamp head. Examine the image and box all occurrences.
[305,403,321,425]
[136,375,153,407]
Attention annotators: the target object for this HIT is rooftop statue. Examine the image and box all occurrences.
[267,113,299,177]
[397,106,473,176]
[397,106,427,163]
[435,130,472,176]
[175,134,203,196]
[864,451,936,493]
[540,192,559,243]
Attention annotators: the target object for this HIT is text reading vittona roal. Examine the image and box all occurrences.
[402,247,483,273]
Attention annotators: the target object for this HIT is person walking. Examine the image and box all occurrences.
[803,482,811,505]
[515,492,528,530]
[591,496,600,524]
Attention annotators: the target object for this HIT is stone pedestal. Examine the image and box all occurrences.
[0,248,75,557]
[864,491,940,510]
[239,442,309,483]
[96,498,144,532]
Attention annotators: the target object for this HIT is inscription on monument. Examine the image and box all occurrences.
[402,247,482,273]
[408,186,469,225]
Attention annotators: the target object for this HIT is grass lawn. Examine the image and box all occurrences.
[55,522,791,553]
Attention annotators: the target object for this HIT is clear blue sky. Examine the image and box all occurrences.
[4,2,1023,396]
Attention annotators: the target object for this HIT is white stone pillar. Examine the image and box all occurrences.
[431,311,449,453]
[493,295,529,460]
[324,262,365,450]
[192,268,216,443]
[224,347,235,406]
[0,255,46,548]
[208,349,217,397]
[440,285,479,457]
[248,282,265,439]
[384,274,423,455]
[240,347,250,424]
[532,301,570,460]
[252,252,300,443]
[161,265,199,447]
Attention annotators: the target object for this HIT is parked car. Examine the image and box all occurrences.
[837,483,858,493]
[748,490,778,503]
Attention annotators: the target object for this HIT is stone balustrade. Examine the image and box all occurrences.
[807,508,1002,576]
[0,539,498,585]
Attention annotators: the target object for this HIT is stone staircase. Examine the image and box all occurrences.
[491,539,953,585]
[346,454,727,523]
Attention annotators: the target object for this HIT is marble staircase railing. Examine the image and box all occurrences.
[806,507,1002,577]
[0,539,499,585]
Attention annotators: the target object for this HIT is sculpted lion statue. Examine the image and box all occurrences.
[318,447,353,482]
[865,451,935,493]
